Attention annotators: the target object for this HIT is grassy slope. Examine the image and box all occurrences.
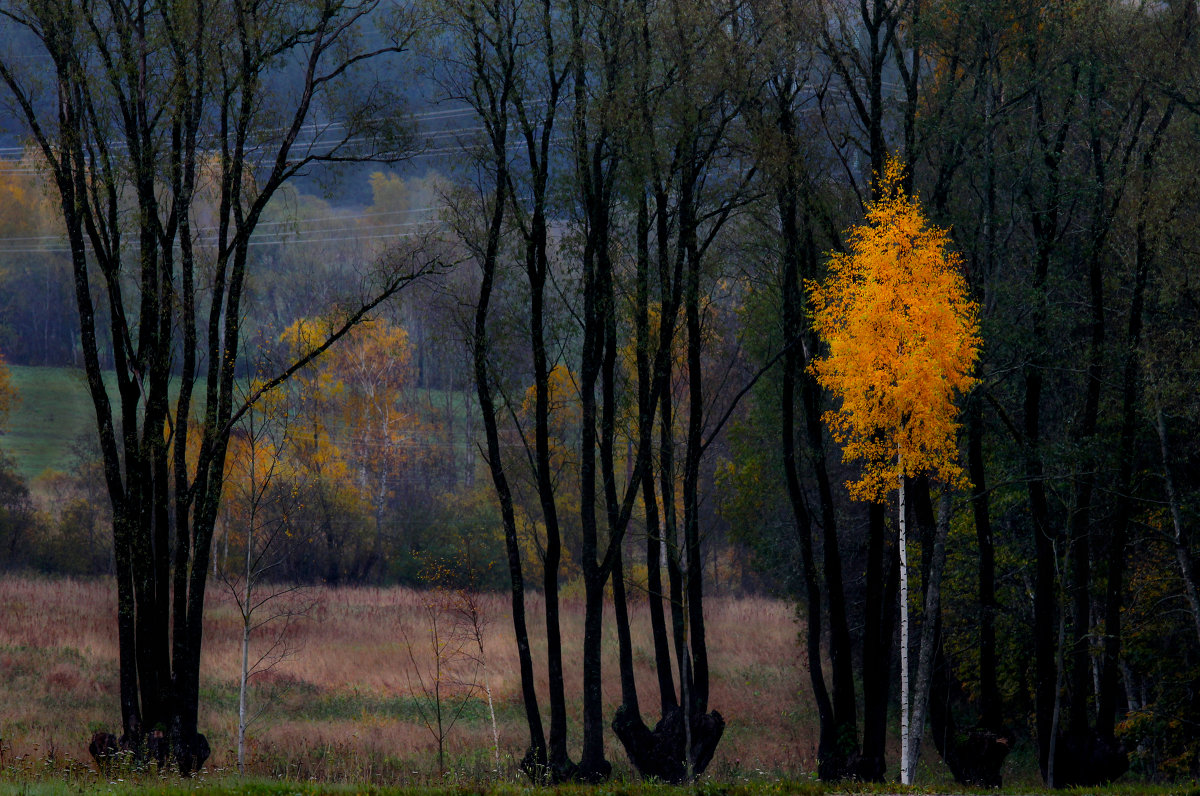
[0,366,475,481]
[2,366,99,479]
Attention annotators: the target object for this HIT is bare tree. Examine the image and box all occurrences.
[404,600,481,777]
[217,387,316,774]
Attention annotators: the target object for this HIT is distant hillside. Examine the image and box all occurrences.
[1,366,99,479]
[0,366,476,483]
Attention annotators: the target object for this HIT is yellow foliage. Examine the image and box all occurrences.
[517,364,583,479]
[521,364,580,428]
[276,315,425,512]
[808,157,980,501]
[0,172,30,236]
[0,352,15,431]
[368,172,411,216]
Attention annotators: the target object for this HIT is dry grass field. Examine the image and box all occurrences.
[0,576,816,784]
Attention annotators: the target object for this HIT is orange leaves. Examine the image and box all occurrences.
[521,364,581,440]
[808,157,980,501]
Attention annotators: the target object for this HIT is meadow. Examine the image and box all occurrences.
[3,366,100,479]
[0,576,816,784]
[4,577,1195,796]
[0,380,1152,793]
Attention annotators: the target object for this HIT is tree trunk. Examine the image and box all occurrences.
[899,463,912,785]
[777,175,847,779]
[1098,106,1175,737]
[470,132,549,776]
[967,401,1003,731]
[1158,410,1200,646]
[859,501,897,781]
[238,546,251,774]
[907,484,947,781]
[574,73,611,780]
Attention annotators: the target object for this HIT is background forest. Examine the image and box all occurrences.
[1,0,1200,789]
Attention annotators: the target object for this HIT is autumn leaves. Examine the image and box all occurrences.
[809,157,981,501]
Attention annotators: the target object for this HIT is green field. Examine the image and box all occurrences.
[0,774,1195,796]
[2,366,100,479]
[0,779,829,796]
[0,366,475,482]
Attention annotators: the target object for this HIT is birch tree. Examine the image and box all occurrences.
[218,388,310,775]
[808,157,979,785]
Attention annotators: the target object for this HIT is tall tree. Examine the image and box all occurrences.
[433,0,565,775]
[607,0,754,777]
[0,0,422,769]
[809,157,980,785]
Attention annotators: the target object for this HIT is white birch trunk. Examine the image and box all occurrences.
[908,490,950,781]
[1157,408,1200,645]
[1048,589,1068,789]
[483,672,500,771]
[899,457,911,785]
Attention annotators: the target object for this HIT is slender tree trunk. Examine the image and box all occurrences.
[1096,231,1144,740]
[575,133,610,784]
[899,461,911,785]
[643,190,677,710]
[1099,107,1175,736]
[908,490,950,781]
[682,205,709,720]
[470,146,548,775]
[967,400,1002,729]
[860,502,896,780]
[613,546,640,713]
[778,179,841,779]
[1048,562,1069,789]
[521,84,570,779]
[238,532,252,774]
[1158,410,1200,646]
[1021,66,1076,782]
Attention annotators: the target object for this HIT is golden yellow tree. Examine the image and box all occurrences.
[279,316,424,581]
[330,318,422,578]
[808,157,980,785]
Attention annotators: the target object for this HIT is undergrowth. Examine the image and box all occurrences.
[0,750,1197,796]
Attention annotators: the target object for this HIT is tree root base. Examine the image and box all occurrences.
[612,703,725,784]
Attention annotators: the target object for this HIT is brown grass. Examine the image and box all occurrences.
[0,576,814,782]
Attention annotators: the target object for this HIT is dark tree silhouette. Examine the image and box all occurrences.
[0,0,424,770]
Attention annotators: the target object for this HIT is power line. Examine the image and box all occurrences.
[0,208,446,250]
[0,227,439,254]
